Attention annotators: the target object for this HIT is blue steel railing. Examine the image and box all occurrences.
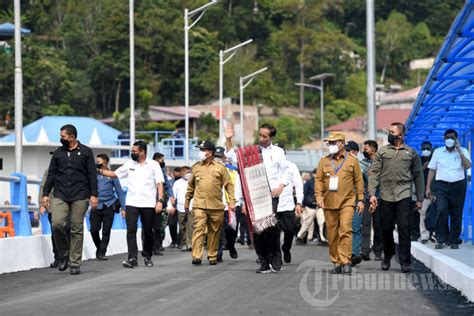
[113,130,199,161]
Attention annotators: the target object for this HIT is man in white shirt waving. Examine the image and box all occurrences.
[100,141,165,268]
[225,123,289,273]
[426,129,471,249]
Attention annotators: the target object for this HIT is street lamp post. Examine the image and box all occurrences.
[218,39,253,143]
[184,0,218,164]
[129,0,135,151]
[239,67,267,147]
[295,73,334,142]
[366,0,377,140]
[14,0,22,172]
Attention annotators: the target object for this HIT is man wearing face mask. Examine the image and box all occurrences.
[315,132,364,275]
[418,141,433,244]
[359,140,383,261]
[368,122,424,273]
[91,154,125,261]
[42,124,99,275]
[426,129,471,249]
[100,141,165,268]
[173,166,193,252]
[186,141,236,265]
[152,153,175,253]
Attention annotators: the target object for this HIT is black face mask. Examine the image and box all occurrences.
[160,162,166,168]
[363,151,371,159]
[60,138,69,148]
[131,153,139,161]
[387,134,400,145]
[95,163,103,169]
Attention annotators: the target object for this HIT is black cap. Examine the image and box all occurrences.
[274,142,285,149]
[345,140,359,152]
[195,140,216,152]
[215,146,226,158]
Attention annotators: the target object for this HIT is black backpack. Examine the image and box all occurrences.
[424,201,438,233]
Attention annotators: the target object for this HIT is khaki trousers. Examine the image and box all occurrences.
[178,211,194,248]
[324,206,354,265]
[191,208,224,261]
[51,198,89,267]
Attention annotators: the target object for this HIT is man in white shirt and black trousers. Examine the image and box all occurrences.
[426,129,471,249]
[100,141,165,268]
[274,142,303,264]
[225,123,289,273]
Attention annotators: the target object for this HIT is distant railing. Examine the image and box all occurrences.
[113,130,199,161]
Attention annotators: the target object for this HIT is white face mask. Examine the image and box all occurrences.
[445,139,455,148]
[421,150,431,157]
[198,151,207,161]
[183,173,191,181]
[328,145,339,155]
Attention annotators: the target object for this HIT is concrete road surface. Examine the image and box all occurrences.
[1,242,473,315]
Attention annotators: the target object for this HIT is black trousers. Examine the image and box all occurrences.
[254,198,281,268]
[237,206,251,245]
[410,200,420,240]
[434,180,466,244]
[277,210,296,252]
[126,206,154,259]
[90,205,115,257]
[379,198,412,265]
[218,207,240,257]
[361,199,383,256]
[152,212,164,251]
[168,211,178,245]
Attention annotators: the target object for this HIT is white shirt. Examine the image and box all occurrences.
[277,161,303,212]
[173,178,189,213]
[225,144,289,190]
[115,158,164,208]
[428,146,470,182]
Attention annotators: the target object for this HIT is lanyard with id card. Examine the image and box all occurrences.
[329,154,347,191]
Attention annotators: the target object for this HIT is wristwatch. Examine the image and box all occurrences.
[157,198,165,204]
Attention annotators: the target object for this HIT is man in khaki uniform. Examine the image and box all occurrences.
[185,141,236,265]
[315,132,364,275]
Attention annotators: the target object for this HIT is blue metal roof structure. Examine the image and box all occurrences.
[0,116,121,145]
[405,1,474,148]
[0,22,30,37]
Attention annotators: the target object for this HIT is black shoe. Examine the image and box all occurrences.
[159,245,165,251]
[58,258,69,271]
[271,265,282,273]
[217,256,223,263]
[435,243,448,249]
[256,265,271,274]
[49,259,59,268]
[283,248,291,263]
[122,258,138,268]
[381,256,391,271]
[229,247,238,259]
[360,253,371,261]
[295,238,305,246]
[97,255,107,261]
[329,265,342,274]
[411,235,419,242]
[342,264,352,275]
[209,260,218,265]
[177,244,182,250]
[70,267,81,275]
[450,244,459,249]
[144,257,154,267]
[350,255,362,267]
[374,254,382,261]
[192,259,202,265]
[420,239,428,244]
[154,249,164,256]
[401,264,411,273]
[169,242,176,249]
[237,239,245,245]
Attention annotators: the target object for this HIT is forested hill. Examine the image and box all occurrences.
[0,0,463,130]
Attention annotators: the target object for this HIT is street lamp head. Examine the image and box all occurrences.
[309,73,335,81]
